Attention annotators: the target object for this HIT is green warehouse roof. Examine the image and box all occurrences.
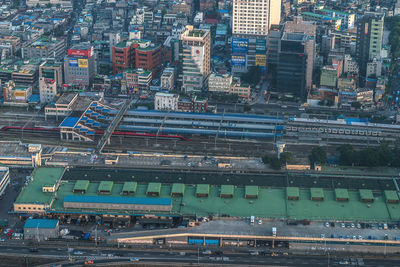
[15,168,64,205]
[220,185,234,198]
[196,184,210,197]
[286,187,300,200]
[335,188,349,201]
[171,183,185,196]
[385,190,399,203]
[359,189,374,202]
[147,183,161,194]
[245,186,259,198]
[73,180,90,193]
[98,181,114,193]
[122,182,137,194]
[310,188,324,200]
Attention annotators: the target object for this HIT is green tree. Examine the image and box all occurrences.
[309,147,327,165]
[326,99,334,106]
[269,157,282,170]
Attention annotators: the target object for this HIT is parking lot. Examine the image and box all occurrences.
[192,219,400,242]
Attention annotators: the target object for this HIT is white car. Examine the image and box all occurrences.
[73,251,83,255]
[130,257,139,262]
[258,220,262,225]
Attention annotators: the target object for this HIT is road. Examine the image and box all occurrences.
[0,244,399,266]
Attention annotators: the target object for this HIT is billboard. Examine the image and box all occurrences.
[256,39,266,54]
[255,54,266,67]
[78,59,88,68]
[231,54,246,66]
[232,38,249,53]
[14,91,26,100]
[68,47,93,58]
[69,59,78,67]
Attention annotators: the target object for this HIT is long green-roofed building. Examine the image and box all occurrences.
[12,168,400,223]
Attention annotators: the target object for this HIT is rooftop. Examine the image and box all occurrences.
[24,218,58,229]
[15,168,64,205]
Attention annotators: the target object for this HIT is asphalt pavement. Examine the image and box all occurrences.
[1,245,400,266]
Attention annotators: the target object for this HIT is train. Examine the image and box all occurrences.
[286,126,382,137]
[0,126,190,141]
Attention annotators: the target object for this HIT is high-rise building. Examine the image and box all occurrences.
[179,26,211,92]
[39,61,63,104]
[64,44,96,88]
[232,0,281,36]
[276,32,314,99]
[230,0,280,73]
[356,12,384,81]
[112,40,162,75]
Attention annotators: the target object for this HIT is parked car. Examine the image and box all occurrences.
[130,257,139,262]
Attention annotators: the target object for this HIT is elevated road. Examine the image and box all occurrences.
[96,97,138,153]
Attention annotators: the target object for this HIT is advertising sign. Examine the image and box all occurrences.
[14,91,26,100]
[231,54,246,66]
[232,38,249,53]
[78,59,88,68]
[255,39,267,54]
[69,59,78,67]
[255,54,266,66]
[68,47,93,58]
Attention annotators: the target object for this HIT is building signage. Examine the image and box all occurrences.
[231,54,246,66]
[68,47,93,58]
[69,59,78,67]
[78,59,88,68]
[232,38,249,53]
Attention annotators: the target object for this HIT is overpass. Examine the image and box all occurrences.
[96,97,138,153]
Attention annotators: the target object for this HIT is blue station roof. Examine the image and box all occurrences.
[60,117,80,128]
[24,218,59,229]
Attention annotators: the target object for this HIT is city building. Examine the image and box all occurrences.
[39,61,63,88]
[122,68,152,93]
[230,78,251,99]
[301,12,342,31]
[320,9,355,29]
[3,81,32,104]
[112,40,162,75]
[64,44,96,88]
[320,66,339,89]
[24,219,60,241]
[344,54,359,74]
[39,78,57,104]
[356,12,384,82]
[26,0,72,7]
[155,92,179,111]
[22,37,66,60]
[232,0,281,36]
[0,36,21,59]
[0,167,10,198]
[177,95,208,113]
[180,26,211,92]
[276,32,314,98]
[160,68,175,91]
[208,73,232,93]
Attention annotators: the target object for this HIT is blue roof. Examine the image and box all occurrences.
[28,94,40,103]
[64,195,172,206]
[60,117,80,128]
[24,218,58,229]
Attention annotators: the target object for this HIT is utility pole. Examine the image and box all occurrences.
[95,224,98,246]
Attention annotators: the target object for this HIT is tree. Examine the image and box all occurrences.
[269,157,282,170]
[326,99,334,106]
[318,100,325,106]
[309,147,327,165]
